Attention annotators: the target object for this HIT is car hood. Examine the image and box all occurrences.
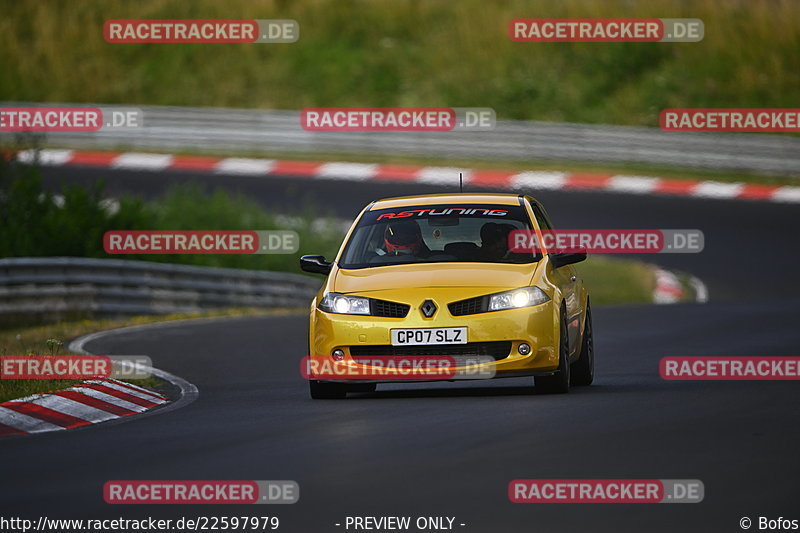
[332,262,538,293]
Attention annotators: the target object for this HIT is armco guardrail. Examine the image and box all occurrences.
[1,102,798,175]
[0,257,321,322]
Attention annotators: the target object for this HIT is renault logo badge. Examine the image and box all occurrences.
[420,300,437,318]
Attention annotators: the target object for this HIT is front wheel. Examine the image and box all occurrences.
[535,309,570,394]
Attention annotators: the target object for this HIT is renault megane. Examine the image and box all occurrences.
[300,193,593,399]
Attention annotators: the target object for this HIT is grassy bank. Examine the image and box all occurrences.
[578,255,658,306]
[1,0,798,126]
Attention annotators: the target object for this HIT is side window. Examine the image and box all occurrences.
[530,202,554,231]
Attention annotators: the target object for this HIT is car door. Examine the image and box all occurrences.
[526,197,583,354]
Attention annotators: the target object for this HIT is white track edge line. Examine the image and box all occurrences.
[64,326,200,425]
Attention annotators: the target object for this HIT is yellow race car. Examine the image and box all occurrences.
[300,193,593,399]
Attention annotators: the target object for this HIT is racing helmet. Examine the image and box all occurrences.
[384,220,424,255]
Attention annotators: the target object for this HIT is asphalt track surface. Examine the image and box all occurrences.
[1,165,798,532]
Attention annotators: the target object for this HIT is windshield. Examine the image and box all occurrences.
[339,203,540,269]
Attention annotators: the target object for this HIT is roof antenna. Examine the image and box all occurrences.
[459,172,463,193]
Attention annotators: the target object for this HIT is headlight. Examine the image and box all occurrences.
[319,292,371,315]
[488,287,549,311]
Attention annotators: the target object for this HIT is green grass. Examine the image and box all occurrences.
[139,185,344,271]
[1,0,798,127]
[577,255,660,306]
[0,157,344,273]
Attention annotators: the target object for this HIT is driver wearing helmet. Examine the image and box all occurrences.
[383,220,431,258]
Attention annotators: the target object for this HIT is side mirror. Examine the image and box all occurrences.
[550,250,587,269]
[300,255,333,275]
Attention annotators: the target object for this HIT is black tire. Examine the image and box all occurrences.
[570,303,595,386]
[535,308,570,394]
[309,380,348,399]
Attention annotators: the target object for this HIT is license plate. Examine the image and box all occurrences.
[391,327,467,346]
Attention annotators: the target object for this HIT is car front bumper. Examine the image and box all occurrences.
[308,291,560,383]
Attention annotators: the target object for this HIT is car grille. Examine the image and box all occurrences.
[349,341,512,361]
[370,299,410,318]
[448,295,489,316]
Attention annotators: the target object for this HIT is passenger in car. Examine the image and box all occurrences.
[480,222,514,260]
